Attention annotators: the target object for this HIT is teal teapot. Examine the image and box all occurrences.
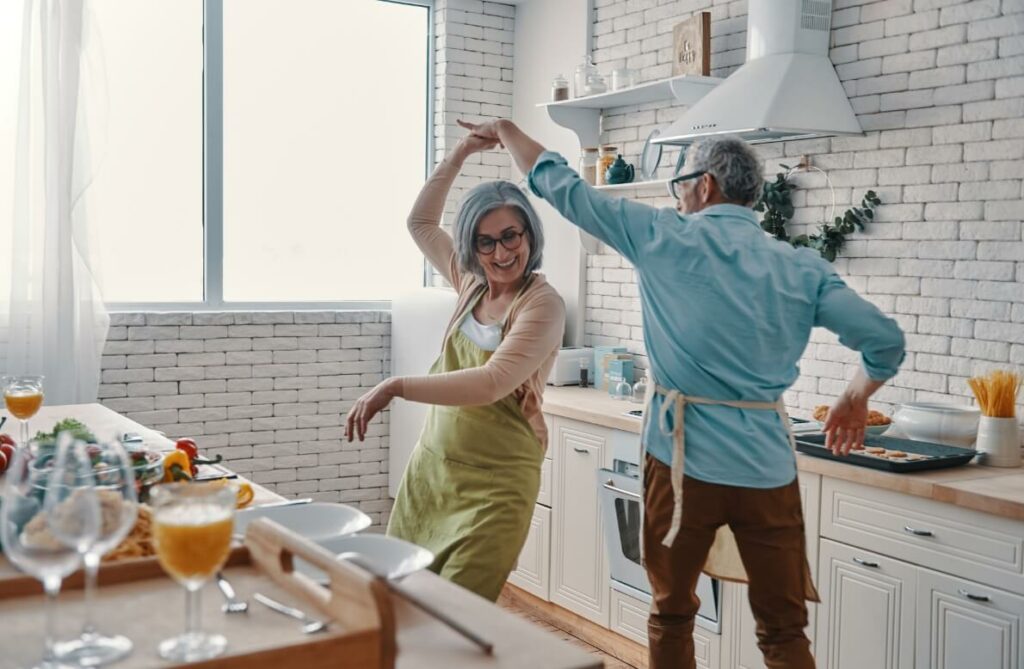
[605,155,635,185]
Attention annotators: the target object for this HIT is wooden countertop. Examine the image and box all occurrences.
[542,386,1024,522]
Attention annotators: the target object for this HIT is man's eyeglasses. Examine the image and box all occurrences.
[475,229,526,255]
[668,170,708,199]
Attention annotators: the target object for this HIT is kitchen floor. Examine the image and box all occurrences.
[499,598,638,669]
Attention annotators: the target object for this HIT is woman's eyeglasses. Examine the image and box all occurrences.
[475,229,526,255]
[668,170,708,199]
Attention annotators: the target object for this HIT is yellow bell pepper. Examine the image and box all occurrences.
[162,450,193,482]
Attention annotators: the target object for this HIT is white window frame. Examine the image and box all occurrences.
[107,0,434,311]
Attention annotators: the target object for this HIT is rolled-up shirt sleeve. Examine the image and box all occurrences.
[527,150,659,265]
[814,271,906,380]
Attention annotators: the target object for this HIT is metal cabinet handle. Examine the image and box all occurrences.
[853,557,879,568]
[958,589,991,603]
[904,525,934,537]
[603,480,641,499]
[572,447,589,454]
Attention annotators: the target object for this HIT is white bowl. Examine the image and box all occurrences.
[234,502,371,541]
[297,534,434,583]
[892,402,980,448]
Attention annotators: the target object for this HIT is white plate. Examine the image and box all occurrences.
[639,129,663,181]
[234,502,371,541]
[296,534,434,583]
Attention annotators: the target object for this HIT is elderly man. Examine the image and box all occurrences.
[461,119,905,669]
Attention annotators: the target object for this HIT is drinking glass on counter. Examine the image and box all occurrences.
[1,437,100,669]
[3,374,44,448]
[151,482,237,662]
[49,440,139,666]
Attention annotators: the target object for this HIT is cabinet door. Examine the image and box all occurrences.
[726,473,820,669]
[916,567,1024,669]
[550,416,610,625]
[508,504,551,600]
[816,539,915,669]
[610,588,721,669]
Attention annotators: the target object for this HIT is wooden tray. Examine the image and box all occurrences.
[795,433,978,473]
[0,520,396,669]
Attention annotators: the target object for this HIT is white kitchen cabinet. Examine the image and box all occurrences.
[550,416,611,625]
[816,538,916,669]
[915,567,1024,669]
[724,472,821,669]
[509,504,552,600]
[537,456,553,508]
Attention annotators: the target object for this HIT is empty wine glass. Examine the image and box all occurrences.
[3,374,44,449]
[1,436,99,669]
[151,482,237,662]
[49,440,138,666]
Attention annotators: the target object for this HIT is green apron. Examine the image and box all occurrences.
[387,285,544,602]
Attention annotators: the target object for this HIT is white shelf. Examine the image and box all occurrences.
[538,73,722,111]
[594,178,671,192]
[537,73,722,148]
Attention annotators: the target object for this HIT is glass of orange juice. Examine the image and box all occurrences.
[2,374,44,448]
[150,482,236,662]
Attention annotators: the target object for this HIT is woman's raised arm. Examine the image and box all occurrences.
[407,134,498,290]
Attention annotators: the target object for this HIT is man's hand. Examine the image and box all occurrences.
[452,132,500,162]
[457,118,504,145]
[822,392,868,456]
[345,378,401,442]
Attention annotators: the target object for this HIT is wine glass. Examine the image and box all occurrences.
[49,440,138,666]
[3,374,45,448]
[1,437,99,669]
[151,482,237,662]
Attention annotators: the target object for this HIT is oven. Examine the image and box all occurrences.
[598,425,721,633]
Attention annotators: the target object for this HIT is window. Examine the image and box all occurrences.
[86,0,432,306]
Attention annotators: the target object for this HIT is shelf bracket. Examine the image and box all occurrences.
[546,106,600,149]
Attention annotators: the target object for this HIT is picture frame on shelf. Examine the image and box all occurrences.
[672,12,711,77]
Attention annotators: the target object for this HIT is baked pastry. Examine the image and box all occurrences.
[866,410,892,426]
[865,447,886,455]
[887,450,907,458]
[812,405,829,422]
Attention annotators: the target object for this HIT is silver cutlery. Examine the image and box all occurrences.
[253,592,327,634]
[216,572,249,614]
[338,552,494,655]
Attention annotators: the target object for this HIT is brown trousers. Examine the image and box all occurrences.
[643,455,816,669]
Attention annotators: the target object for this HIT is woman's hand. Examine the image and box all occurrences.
[345,378,402,442]
[453,131,500,162]
[822,392,868,456]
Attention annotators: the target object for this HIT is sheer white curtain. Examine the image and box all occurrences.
[3,0,109,405]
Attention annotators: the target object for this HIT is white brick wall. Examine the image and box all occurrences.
[100,311,394,526]
[432,1,517,287]
[587,0,1024,433]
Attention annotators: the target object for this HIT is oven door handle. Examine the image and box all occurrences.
[603,479,641,499]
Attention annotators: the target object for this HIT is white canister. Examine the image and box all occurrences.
[976,416,1022,467]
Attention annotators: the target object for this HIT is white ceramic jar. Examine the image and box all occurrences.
[891,402,981,448]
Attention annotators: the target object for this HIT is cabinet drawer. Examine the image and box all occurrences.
[821,478,1024,594]
[916,567,1024,669]
[537,457,552,507]
[508,504,551,600]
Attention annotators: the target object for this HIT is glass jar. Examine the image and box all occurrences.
[584,72,607,96]
[612,376,634,401]
[611,67,636,91]
[596,146,617,186]
[573,54,597,98]
[630,370,648,404]
[579,147,599,186]
[551,74,569,102]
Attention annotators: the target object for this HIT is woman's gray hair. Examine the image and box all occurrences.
[453,180,545,280]
[683,136,763,206]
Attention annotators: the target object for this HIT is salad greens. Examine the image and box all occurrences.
[33,418,97,447]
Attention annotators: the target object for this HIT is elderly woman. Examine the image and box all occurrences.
[344,130,565,602]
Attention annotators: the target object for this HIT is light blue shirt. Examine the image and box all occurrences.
[529,151,906,488]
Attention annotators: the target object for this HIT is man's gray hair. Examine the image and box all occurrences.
[453,180,545,281]
[683,136,763,206]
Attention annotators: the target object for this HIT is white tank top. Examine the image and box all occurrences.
[459,312,502,352]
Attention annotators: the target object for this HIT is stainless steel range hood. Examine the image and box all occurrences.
[654,0,862,147]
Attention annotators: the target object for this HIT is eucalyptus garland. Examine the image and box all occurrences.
[753,164,881,262]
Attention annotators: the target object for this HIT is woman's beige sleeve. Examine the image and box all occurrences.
[407,156,466,292]
[399,291,565,406]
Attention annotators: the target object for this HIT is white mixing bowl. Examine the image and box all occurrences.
[892,402,981,448]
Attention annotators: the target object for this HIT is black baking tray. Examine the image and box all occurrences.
[795,434,978,472]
